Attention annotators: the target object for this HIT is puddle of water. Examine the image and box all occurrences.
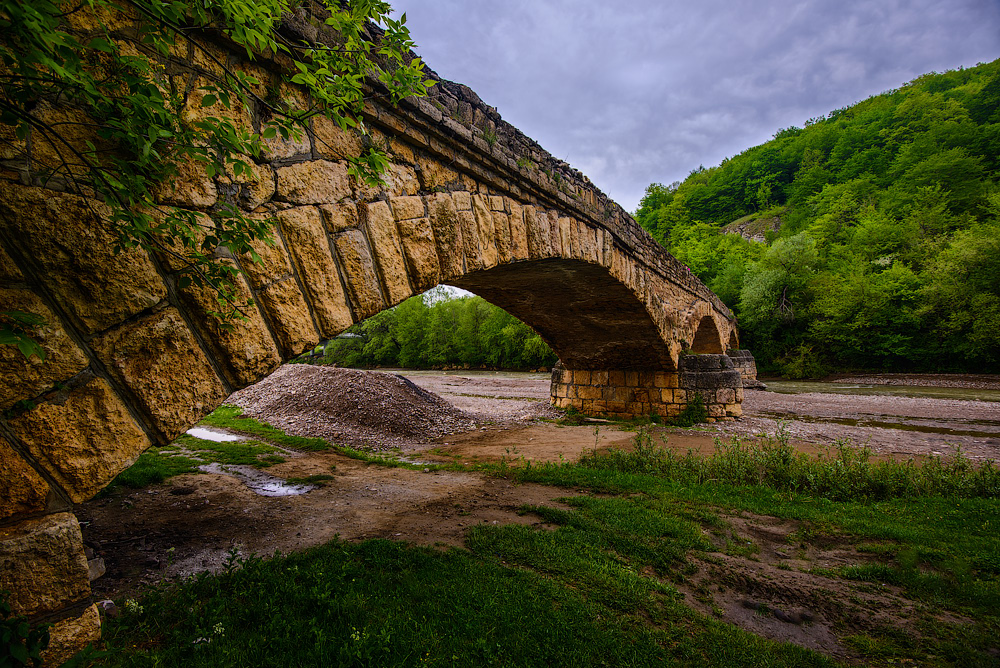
[762,379,1000,402]
[198,463,314,496]
[186,427,246,442]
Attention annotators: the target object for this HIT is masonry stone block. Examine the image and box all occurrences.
[215,159,276,210]
[0,513,91,617]
[91,308,228,440]
[312,115,363,160]
[276,160,351,204]
[178,268,282,388]
[471,194,499,269]
[507,202,529,261]
[261,124,312,161]
[390,195,426,221]
[0,438,50,519]
[257,278,321,356]
[238,229,295,287]
[0,289,89,410]
[396,216,440,291]
[415,156,459,190]
[557,217,573,259]
[320,202,360,234]
[522,205,550,259]
[492,211,513,264]
[41,604,102,667]
[385,163,421,196]
[0,242,22,280]
[573,370,591,385]
[457,209,484,272]
[427,193,465,280]
[452,191,472,211]
[364,201,413,306]
[591,371,609,385]
[279,206,354,335]
[332,230,385,319]
[0,185,168,334]
[8,378,150,502]
[609,370,625,386]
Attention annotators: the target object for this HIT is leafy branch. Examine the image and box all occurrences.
[0,0,433,356]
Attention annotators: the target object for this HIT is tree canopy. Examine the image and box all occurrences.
[635,59,1000,376]
[313,289,558,371]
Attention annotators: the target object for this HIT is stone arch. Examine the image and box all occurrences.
[690,315,724,354]
[0,15,746,656]
[728,329,739,351]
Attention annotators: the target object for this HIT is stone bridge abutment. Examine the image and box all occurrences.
[0,9,749,662]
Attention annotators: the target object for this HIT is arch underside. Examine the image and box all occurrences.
[452,258,676,371]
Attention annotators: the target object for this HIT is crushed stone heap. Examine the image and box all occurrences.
[226,365,477,449]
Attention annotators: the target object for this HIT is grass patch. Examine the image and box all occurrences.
[101,539,831,668]
[98,423,1000,666]
[487,431,1000,665]
[103,434,287,493]
[100,450,202,493]
[575,424,1000,502]
[198,405,332,451]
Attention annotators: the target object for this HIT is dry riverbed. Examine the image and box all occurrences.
[78,368,1000,659]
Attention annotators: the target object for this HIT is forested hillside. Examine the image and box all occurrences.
[315,290,558,370]
[636,58,1000,376]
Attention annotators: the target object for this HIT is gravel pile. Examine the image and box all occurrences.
[226,365,478,450]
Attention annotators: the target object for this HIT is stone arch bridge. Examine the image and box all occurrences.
[0,10,752,662]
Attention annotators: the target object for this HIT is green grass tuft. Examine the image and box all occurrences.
[198,405,332,451]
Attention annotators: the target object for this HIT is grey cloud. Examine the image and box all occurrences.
[390,0,1000,211]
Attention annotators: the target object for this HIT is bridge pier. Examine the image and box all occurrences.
[551,353,744,421]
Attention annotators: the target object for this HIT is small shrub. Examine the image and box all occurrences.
[670,394,707,427]
[1,590,49,667]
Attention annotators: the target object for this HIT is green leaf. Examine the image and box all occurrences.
[201,94,217,107]
[10,640,29,663]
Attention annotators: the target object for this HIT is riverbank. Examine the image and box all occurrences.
[79,367,1000,667]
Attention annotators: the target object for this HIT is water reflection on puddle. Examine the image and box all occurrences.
[185,427,246,442]
[198,462,314,497]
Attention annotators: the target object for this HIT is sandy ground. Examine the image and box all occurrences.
[78,370,1000,660]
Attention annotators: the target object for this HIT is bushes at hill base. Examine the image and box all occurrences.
[314,294,558,371]
[636,59,1000,376]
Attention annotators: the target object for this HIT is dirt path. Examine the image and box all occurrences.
[79,451,570,599]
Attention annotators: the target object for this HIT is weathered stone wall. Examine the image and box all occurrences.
[727,349,765,390]
[550,354,744,421]
[0,6,742,661]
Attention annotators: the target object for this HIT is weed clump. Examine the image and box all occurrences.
[579,425,1000,501]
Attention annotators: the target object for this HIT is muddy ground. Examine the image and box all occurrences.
[78,370,1000,661]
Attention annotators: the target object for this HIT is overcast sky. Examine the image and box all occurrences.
[387,0,1000,213]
